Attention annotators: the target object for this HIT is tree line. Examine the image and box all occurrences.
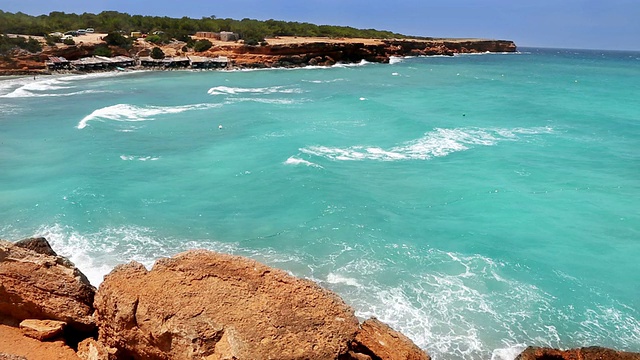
[0,10,410,43]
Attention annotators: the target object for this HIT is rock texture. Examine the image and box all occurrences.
[0,239,96,332]
[516,346,640,360]
[0,323,79,360]
[77,338,114,360]
[19,319,66,341]
[350,318,431,360]
[94,250,360,359]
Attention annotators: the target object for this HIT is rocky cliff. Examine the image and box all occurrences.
[0,37,516,74]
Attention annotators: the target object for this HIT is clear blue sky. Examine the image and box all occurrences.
[2,0,639,50]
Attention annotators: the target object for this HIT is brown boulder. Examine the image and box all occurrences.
[516,346,640,360]
[349,318,430,360]
[94,250,359,359]
[19,319,66,341]
[0,239,95,332]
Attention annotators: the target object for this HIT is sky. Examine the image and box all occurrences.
[2,0,639,51]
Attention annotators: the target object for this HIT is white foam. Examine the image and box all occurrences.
[326,273,363,288]
[299,127,554,162]
[332,59,371,68]
[302,78,345,84]
[77,103,220,129]
[120,155,160,161]
[226,97,300,105]
[491,345,527,360]
[284,156,323,168]
[207,85,302,96]
[1,78,70,98]
[389,56,404,65]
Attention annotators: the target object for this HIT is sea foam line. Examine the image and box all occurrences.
[77,103,220,129]
[207,85,302,96]
[299,127,554,162]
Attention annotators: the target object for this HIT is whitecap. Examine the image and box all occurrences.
[207,85,302,96]
[284,156,323,168]
[77,103,220,129]
[299,126,554,162]
[120,155,160,161]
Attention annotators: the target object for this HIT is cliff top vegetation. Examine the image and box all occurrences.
[0,10,414,44]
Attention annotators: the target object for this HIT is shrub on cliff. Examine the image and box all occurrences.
[103,32,133,49]
[63,38,75,46]
[93,45,112,57]
[193,39,212,52]
[150,46,165,59]
[0,35,42,54]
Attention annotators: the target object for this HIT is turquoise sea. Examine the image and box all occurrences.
[1,48,638,359]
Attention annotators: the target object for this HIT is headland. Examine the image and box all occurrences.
[0,33,517,75]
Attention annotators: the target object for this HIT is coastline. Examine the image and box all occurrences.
[0,36,517,75]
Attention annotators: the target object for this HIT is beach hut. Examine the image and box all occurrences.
[45,56,71,70]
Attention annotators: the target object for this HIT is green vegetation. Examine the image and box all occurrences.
[0,34,42,55]
[193,39,212,52]
[93,44,112,56]
[150,46,165,59]
[103,32,133,49]
[0,10,409,43]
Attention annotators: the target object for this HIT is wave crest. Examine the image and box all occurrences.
[77,103,220,129]
[300,127,554,161]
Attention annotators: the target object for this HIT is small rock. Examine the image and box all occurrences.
[19,319,66,341]
[77,338,115,360]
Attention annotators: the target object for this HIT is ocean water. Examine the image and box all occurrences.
[1,48,639,359]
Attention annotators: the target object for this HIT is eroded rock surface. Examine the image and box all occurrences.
[19,319,66,341]
[349,318,431,360]
[0,239,95,332]
[94,250,360,359]
[516,346,640,360]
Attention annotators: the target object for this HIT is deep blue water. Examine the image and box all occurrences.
[1,48,639,359]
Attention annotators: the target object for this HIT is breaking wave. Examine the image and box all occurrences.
[77,103,220,129]
[207,85,302,96]
[300,127,554,161]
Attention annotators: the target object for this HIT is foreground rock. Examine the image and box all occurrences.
[350,318,431,360]
[95,250,361,359]
[516,346,640,360]
[19,319,66,341]
[0,239,95,332]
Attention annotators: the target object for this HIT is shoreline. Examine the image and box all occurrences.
[0,36,517,75]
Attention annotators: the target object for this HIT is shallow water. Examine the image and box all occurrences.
[1,48,639,359]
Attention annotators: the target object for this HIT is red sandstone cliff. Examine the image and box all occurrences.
[0,37,516,74]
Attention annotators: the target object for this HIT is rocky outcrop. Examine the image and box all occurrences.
[209,38,516,68]
[0,37,516,73]
[349,318,431,360]
[0,239,95,332]
[94,250,361,359]
[516,346,640,360]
